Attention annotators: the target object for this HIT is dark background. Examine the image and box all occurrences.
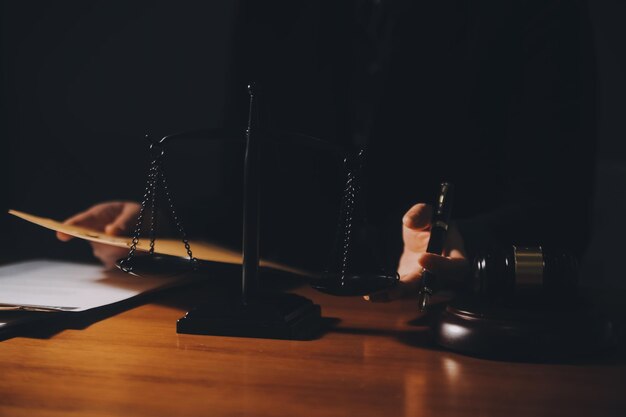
[1,1,624,287]
[0,1,237,261]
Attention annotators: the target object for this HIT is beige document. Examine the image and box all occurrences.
[8,210,309,276]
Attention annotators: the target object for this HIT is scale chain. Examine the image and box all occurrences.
[338,149,364,287]
[119,141,195,273]
[148,158,160,255]
[159,163,195,262]
[119,157,158,272]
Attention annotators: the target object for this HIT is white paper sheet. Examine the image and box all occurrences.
[0,259,187,314]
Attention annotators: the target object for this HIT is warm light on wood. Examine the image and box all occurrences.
[1,285,624,417]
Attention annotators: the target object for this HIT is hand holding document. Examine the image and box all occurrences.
[2,209,310,334]
[9,209,308,276]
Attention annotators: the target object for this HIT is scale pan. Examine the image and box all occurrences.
[310,272,399,296]
[115,255,209,278]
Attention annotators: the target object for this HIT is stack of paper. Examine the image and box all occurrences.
[0,259,189,332]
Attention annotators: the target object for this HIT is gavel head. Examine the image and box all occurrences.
[472,245,579,303]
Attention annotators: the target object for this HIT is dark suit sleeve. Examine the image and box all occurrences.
[456,0,596,260]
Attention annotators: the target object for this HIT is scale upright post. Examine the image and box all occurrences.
[241,83,260,306]
[176,84,321,340]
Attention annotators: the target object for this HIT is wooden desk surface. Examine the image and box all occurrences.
[1,281,625,417]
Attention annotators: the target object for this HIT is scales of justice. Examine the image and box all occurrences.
[104,83,612,357]
[115,84,401,340]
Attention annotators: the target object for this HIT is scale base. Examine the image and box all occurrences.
[177,292,321,340]
[435,296,615,360]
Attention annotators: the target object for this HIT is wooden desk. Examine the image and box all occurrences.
[1,282,625,417]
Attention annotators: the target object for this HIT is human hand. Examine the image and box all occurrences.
[365,203,469,302]
[56,201,141,269]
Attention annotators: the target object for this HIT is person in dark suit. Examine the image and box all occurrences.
[59,0,596,300]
